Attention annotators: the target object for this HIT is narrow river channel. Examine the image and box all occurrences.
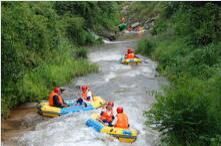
[3,33,167,146]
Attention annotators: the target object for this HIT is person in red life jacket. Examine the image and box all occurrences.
[48,87,68,108]
[114,106,129,129]
[76,85,93,107]
[99,101,115,126]
[125,48,137,59]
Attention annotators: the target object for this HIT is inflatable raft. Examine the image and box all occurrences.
[37,96,105,117]
[121,57,142,65]
[86,114,138,143]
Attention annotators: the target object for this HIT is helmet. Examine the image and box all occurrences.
[107,101,114,107]
[127,48,134,53]
[81,85,88,91]
[54,87,61,94]
[117,106,123,113]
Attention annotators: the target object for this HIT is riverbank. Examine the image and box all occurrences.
[2,103,44,145]
[133,2,221,146]
[2,2,120,118]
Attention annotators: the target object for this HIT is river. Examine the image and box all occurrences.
[2,33,167,146]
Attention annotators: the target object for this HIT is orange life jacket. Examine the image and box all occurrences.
[48,91,64,106]
[82,91,90,101]
[100,110,113,122]
[126,53,135,59]
[115,113,129,129]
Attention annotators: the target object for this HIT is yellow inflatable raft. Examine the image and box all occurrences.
[121,57,142,65]
[37,96,105,117]
[86,113,138,143]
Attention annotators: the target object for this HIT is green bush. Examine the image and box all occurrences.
[73,47,88,59]
[61,15,95,45]
[134,2,221,146]
[151,19,168,35]
[145,77,217,145]
[54,1,120,32]
[173,3,220,46]
[126,2,166,20]
[136,38,155,56]
[2,1,118,118]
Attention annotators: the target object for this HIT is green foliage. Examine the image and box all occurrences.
[151,2,221,46]
[126,2,166,20]
[145,76,221,145]
[2,1,119,117]
[134,1,221,145]
[63,16,94,45]
[151,18,169,35]
[73,47,88,59]
[136,38,155,56]
[20,58,98,101]
[54,1,120,32]
[162,2,181,18]
[2,2,62,114]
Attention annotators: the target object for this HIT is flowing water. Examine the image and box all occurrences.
[3,34,168,146]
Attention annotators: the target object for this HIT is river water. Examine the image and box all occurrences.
[4,33,167,146]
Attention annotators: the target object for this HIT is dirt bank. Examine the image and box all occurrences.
[1,103,46,145]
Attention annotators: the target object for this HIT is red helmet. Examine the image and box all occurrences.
[54,87,61,94]
[107,101,114,107]
[127,48,134,53]
[81,85,88,91]
[117,106,123,113]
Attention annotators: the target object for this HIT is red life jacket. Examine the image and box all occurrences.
[48,91,64,106]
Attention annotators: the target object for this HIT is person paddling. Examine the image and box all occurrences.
[125,48,137,59]
[48,87,68,108]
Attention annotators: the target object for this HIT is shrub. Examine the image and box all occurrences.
[73,47,88,59]
[145,76,221,145]
[151,19,168,35]
[136,39,155,56]
[135,2,221,146]
[2,1,113,117]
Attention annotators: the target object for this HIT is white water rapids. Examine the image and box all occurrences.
[9,37,168,146]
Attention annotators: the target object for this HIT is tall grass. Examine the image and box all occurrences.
[20,59,98,100]
[2,39,98,117]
